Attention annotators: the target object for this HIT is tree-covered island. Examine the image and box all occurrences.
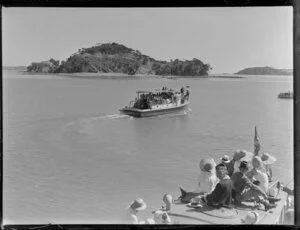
[26,43,212,77]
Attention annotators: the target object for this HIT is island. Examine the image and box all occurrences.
[235,66,293,75]
[26,43,212,77]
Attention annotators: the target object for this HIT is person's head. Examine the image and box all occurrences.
[129,198,147,213]
[252,156,264,170]
[220,155,230,164]
[216,163,228,179]
[239,161,250,173]
[233,150,246,161]
[199,157,216,173]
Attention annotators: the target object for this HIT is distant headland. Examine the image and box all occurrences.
[235,66,293,76]
[26,43,212,77]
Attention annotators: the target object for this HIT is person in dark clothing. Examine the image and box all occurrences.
[185,90,189,100]
[231,161,276,211]
[191,163,233,207]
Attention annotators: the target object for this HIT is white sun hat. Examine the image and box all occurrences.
[152,210,171,224]
[129,198,147,211]
[261,152,277,165]
[241,211,259,224]
[220,155,231,164]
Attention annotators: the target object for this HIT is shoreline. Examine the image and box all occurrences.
[19,71,246,79]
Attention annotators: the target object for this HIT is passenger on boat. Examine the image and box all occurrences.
[191,163,233,207]
[226,150,253,177]
[180,86,185,94]
[261,152,276,182]
[252,127,276,182]
[277,182,294,196]
[176,158,218,203]
[125,198,147,224]
[220,155,231,165]
[231,161,276,210]
[246,156,269,193]
[194,158,219,194]
[185,90,189,100]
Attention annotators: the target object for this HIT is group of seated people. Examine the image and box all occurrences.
[125,127,292,224]
[187,149,281,211]
[133,86,189,109]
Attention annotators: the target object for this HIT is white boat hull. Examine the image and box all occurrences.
[120,101,189,117]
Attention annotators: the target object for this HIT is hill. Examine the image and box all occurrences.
[26,43,212,76]
[236,66,293,75]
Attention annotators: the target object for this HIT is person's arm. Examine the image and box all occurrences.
[130,214,139,224]
[283,186,294,196]
[246,169,255,181]
[242,176,267,198]
[207,176,216,192]
[254,126,261,156]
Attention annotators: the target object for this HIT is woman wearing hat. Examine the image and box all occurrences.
[177,158,218,203]
[194,157,218,194]
[261,152,277,182]
[125,198,147,224]
[246,156,269,193]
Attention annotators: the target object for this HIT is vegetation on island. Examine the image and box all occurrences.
[27,43,212,76]
[236,66,293,75]
[27,59,60,73]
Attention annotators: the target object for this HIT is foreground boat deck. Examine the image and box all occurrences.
[166,189,288,224]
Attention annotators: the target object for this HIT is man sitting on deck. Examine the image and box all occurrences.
[191,163,233,207]
[231,161,276,211]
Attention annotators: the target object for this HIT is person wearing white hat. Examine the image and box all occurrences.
[247,156,269,193]
[261,152,277,182]
[125,198,147,224]
[241,211,259,224]
[220,155,231,164]
[194,157,218,194]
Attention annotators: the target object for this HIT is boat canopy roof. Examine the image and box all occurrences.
[136,89,177,94]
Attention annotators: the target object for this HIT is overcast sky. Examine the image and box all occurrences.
[3,7,292,74]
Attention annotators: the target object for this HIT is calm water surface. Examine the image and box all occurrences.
[3,70,293,224]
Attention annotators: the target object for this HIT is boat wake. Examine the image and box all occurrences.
[63,114,132,129]
[90,114,133,120]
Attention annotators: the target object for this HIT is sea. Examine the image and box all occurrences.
[3,69,294,224]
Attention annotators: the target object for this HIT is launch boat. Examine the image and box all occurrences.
[120,87,190,118]
[278,91,293,99]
